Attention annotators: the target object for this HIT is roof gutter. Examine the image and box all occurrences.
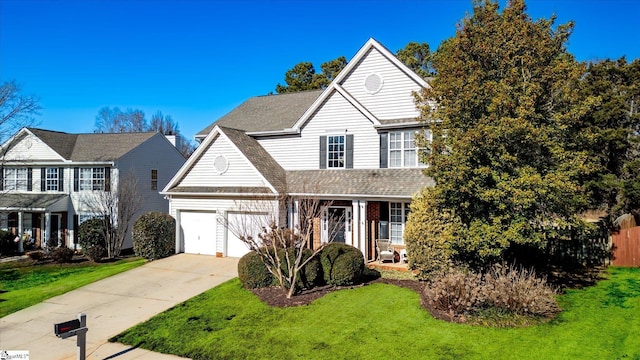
[161,191,281,198]
[1,161,115,166]
[286,192,418,200]
[373,122,423,130]
[246,128,300,136]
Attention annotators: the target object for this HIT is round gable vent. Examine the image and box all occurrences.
[364,73,383,94]
[213,155,229,174]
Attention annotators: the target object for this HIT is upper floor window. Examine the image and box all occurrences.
[3,168,30,191]
[319,134,353,169]
[39,167,64,192]
[74,167,110,192]
[46,168,60,191]
[380,130,425,168]
[151,169,158,190]
[389,131,417,168]
[327,135,345,168]
[79,167,105,191]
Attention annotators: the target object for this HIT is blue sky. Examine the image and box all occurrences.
[1,0,639,140]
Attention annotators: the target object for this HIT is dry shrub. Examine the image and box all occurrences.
[28,251,45,261]
[483,265,559,317]
[423,265,559,322]
[50,247,75,263]
[423,268,484,316]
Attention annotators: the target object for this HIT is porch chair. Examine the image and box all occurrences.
[376,239,395,263]
[400,249,408,263]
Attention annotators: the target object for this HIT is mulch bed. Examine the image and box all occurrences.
[251,277,426,308]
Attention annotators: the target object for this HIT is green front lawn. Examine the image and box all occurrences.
[113,267,640,359]
[0,257,146,317]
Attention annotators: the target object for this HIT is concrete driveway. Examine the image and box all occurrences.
[0,254,239,360]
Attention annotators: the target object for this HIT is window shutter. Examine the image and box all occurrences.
[27,168,32,191]
[41,168,46,191]
[380,133,388,168]
[0,168,3,191]
[58,167,64,191]
[319,136,327,169]
[73,215,79,244]
[74,167,79,192]
[104,167,111,191]
[346,134,354,169]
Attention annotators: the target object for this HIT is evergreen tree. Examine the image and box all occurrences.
[409,0,597,269]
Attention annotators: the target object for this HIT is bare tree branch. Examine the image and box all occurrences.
[81,170,143,258]
[220,195,343,298]
[0,80,41,141]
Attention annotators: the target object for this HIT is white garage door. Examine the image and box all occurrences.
[181,211,217,255]
[226,212,265,258]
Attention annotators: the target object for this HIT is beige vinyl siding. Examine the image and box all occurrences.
[341,48,422,121]
[179,134,267,187]
[258,92,380,170]
[4,134,63,161]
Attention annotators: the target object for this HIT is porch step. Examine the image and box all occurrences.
[367,261,411,272]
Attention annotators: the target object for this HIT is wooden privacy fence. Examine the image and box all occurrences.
[612,226,640,267]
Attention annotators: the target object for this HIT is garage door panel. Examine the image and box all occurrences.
[181,211,217,255]
[226,213,265,258]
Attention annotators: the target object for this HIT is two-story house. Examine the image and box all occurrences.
[0,127,186,251]
[162,38,434,260]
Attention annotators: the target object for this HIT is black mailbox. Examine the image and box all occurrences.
[54,319,81,336]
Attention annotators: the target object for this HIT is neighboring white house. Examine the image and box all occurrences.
[0,127,186,250]
[162,38,434,260]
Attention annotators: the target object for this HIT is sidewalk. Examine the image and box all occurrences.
[0,254,239,360]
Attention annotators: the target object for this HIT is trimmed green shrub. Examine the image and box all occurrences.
[238,250,273,289]
[320,243,364,286]
[133,212,176,260]
[77,218,107,261]
[277,248,323,290]
[238,248,323,292]
[50,247,74,263]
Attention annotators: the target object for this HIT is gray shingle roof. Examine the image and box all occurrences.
[0,193,68,211]
[27,128,78,159]
[166,186,273,194]
[196,90,323,136]
[218,126,287,193]
[286,169,434,198]
[28,128,157,162]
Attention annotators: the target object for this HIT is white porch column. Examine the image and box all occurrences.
[351,200,367,257]
[351,200,360,248]
[17,211,24,253]
[291,199,299,230]
[175,210,182,254]
[44,212,51,252]
[220,210,227,257]
[359,201,367,259]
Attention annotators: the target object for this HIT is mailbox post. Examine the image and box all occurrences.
[54,313,88,360]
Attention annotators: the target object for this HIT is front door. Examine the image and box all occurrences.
[325,207,352,245]
[50,214,60,247]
